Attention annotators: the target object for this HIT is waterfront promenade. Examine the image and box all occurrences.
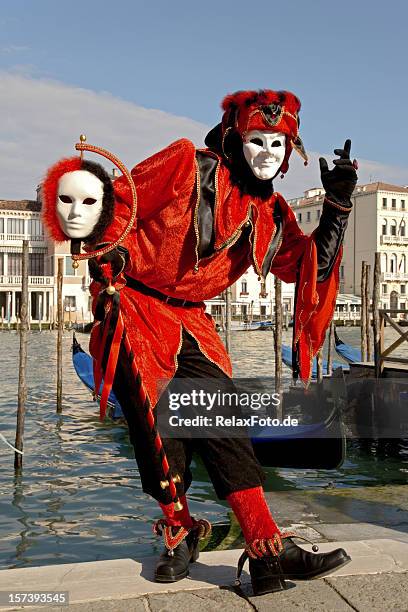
[0,537,407,611]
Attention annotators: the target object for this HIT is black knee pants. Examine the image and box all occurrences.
[112,330,265,504]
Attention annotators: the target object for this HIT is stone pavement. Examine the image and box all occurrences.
[1,538,408,611]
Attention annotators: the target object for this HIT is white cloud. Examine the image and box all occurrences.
[0,72,406,201]
[0,72,207,199]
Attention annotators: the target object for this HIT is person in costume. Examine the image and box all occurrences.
[42,89,357,596]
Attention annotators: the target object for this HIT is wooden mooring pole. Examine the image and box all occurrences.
[56,258,63,412]
[225,286,232,353]
[360,260,367,362]
[365,263,371,361]
[274,276,282,396]
[316,350,323,383]
[327,321,334,375]
[372,252,381,377]
[14,240,29,469]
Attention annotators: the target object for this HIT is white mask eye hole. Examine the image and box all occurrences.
[59,195,73,204]
[271,139,283,147]
[249,137,263,146]
[83,197,97,205]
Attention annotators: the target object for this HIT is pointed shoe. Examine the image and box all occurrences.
[154,528,200,582]
[278,534,351,580]
[235,533,351,596]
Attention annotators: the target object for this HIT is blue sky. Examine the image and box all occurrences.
[0,0,407,198]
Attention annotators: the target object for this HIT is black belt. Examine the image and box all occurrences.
[124,276,203,308]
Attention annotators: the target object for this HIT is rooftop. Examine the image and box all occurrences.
[0,200,41,212]
[291,181,408,207]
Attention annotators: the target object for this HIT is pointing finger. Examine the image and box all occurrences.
[343,139,351,157]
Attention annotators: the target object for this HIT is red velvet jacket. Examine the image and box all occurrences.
[89,138,342,408]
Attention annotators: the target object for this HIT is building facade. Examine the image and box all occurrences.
[289,183,408,315]
[0,199,92,324]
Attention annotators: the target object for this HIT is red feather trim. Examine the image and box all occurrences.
[42,157,82,242]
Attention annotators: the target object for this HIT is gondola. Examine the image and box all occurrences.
[281,344,349,377]
[72,335,346,469]
[334,328,361,364]
[72,334,123,419]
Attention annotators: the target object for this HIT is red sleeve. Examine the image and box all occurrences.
[270,195,341,384]
[99,138,197,258]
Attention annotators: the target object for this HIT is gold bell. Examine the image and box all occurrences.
[72,260,79,269]
[160,480,169,489]
[174,500,183,511]
[105,284,116,295]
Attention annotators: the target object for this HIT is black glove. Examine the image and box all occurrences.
[88,245,129,284]
[319,139,358,205]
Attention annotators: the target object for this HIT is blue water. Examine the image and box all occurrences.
[0,329,407,570]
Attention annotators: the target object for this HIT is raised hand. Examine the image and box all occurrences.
[319,139,358,203]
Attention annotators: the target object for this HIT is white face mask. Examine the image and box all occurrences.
[242,130,286,180]
[56,170,104,239]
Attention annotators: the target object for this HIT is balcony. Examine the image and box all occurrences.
[381,272,408,282]
[380,235,408,246]
[0,275,54,287]
[0,233,46,244]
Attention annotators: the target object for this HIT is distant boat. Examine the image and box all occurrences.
[71,335,345,469]
[281,344,349,377]
[334,328,361,364]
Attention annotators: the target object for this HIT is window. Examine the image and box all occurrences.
[390,220,397,236]
[211,305,222,315]
[7,218,24,235]
[27,219,44,238]
[402,200,406,210]
[382,219,387,235]
[241,280,248,294]
[260,305,267,316]
[0,218,4,234]
[392,198,396,209]
[340,265,344,280]
[0,253,3,276]
[382,198,387,208]
[29,253,44,276]
[64,296,76,310]
[401,285,406,295]
[382,284,388,294]
[298,213,302,223]
[400,221,406,237]
[390,254,397,273]
[8,253,22,276]
[316,209,321,220]
[65,256,76,276]
[306,211,311,222]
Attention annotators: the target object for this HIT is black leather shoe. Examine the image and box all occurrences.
[236,534,351,596]
[154,528,200,583]
[279,536,351,580]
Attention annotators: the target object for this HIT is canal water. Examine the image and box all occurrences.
[0,327,407,570]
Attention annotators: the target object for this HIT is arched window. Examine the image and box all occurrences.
[401,254,406,274]
[400,220,406,237]
[390,219,397,236]
[382,218,387,236]
[390,253,398,273]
